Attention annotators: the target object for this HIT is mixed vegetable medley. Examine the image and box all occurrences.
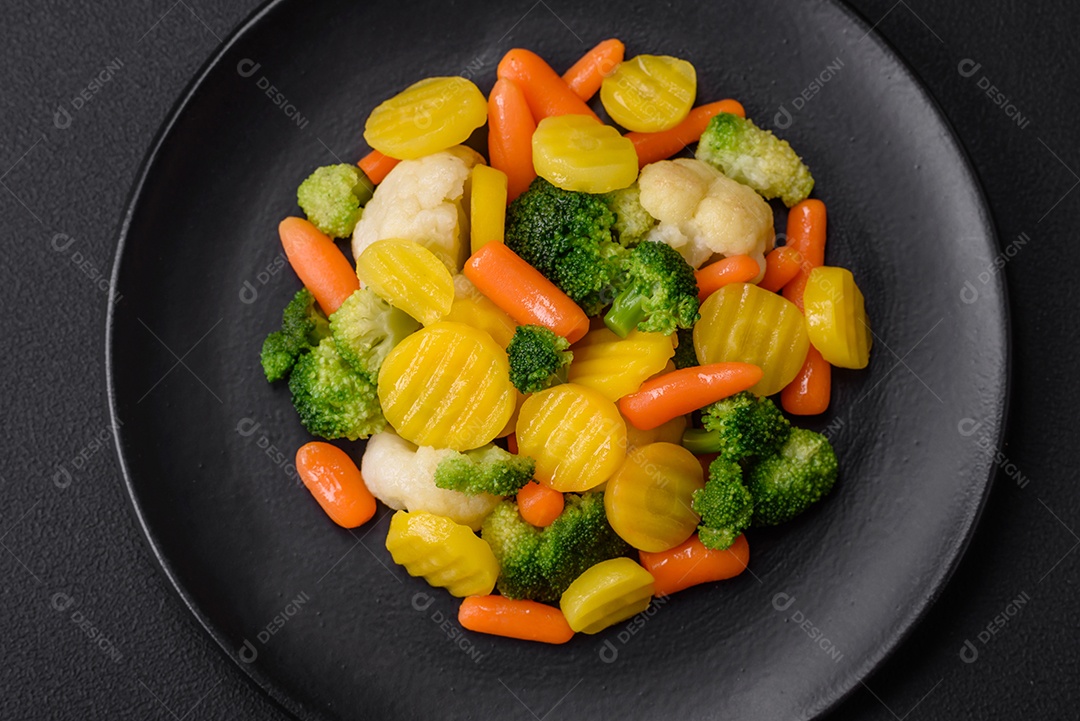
[260,39,872,644]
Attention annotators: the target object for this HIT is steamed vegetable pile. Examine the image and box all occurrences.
[260,38,872,644]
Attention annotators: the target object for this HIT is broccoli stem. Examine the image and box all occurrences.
[603,288,649,338]
[682,428,722,455]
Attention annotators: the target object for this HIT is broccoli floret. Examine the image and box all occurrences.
[505,177,627,316]
[603,240,699,337]
[673,328,698,370]
[691,458,753,550]
[696,113,814,207]
[603,183,656,248]
[329,288,419,382]
[481,492,631,602]
[260,288,330,382]
[434,444,536,496]
[296,164,374,238]
[506,325,573,394]
[288,337,385,440]
[747,428,838,526]
[681,391,791,462]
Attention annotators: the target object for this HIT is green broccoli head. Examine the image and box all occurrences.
[329,288,419,382]
[682,391,792,462]
[603,240,699,337]
[691,457,753,550]
[287,337,385,440]
[506,325,573,394]
[673,328,698,370]
[602,183,656,248]
[504,177,627,316]
[481,492,631,602]
[434,444,536,496]
[746,428,838,526]
[296,164,374,238]
[696,113,814,207]
[260,288,330,382]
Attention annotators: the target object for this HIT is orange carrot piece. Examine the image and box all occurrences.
[561,38,625,101]
[617,363,763,430]
[505,432,518,455]
[357,149,400,185]
[782,199,827,311]
[464,242,590,344]
[781,346,831,415]
[626,99,746,168]
[639,533,749,596]
[695,254,761,302]
[295,442,376,528]
[459,595,575,644]
[497,48,600,122]
[759,246,804,293]
[516,481,565,527]
[278,217,360,315]
[488,78,537,202]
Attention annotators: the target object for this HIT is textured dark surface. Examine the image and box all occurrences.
[0,2,1075,721]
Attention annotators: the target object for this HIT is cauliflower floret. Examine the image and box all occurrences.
[352,146,485,273]
[637,158,774,270]
[360,430,500,530]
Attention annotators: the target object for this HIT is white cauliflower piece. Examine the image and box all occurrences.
[352,146,485,273]
[637,158,774,271]
[360,430,500,530]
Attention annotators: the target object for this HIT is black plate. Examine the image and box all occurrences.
[107,0,1008,718]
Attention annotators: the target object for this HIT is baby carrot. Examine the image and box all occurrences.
[626,99,746,168]
[782,199,827,311]
[639,533,749,596]
[278,217,360,315]
[695,254,761,302]
[781,345,831,415]
[488,78,537,202]
[459,595,575,644]
[517,481,564,527]
[295,442,376,528]
[561,38,625,101]
[497,48,600,122]
[357,149,399,185]
[618,362,763,430]
[464,242,590,344]
[758,246,804,293]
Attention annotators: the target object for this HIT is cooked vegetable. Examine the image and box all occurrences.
[696,112,814,207]
[600,54,696,132]
[695,254,762,302]
[328,288,419,381]
[746,428,838,526]
[604,240,699,337]
[357,149,400,185]
[562,38,625,101]
[464,241,590,343]
[803,266,872,369]
[639,532,749,596]
[443,276,518,349]
[691,457,753,550]
[279,217,360,315]
[782,346,831,415]
[364,77,488,159]
[506,324,573,394]
[672,328,697,370]
[385,510,499,596]
[356,238,454,326]
[637,158,773,269]
[487,78,537,202]
[624,413,687,452]
[496,48,600,122]
[470,164,509,254]
[352,146,484,274]
[532,114,639,194]
[516,384,627,492]
[693,282,809,396]
[567,327,675,402]
[515,481,564,528]
[782,199,827,311]
[458,595,575,644]
[604,443,704,552]
[378,322,516,451]
[260,288,329,382]
[680,391,791,462]
[617,362,763,431]
[433,443,536,496]
[296,164,373,239]
[559,557,655,634]
[295,442,376,528]
[288,337,385,440]
[626,99,745,168]
[481,492,631,602]
[759,246,804,293]
[361,431,501,530]
[602,183,656,247]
